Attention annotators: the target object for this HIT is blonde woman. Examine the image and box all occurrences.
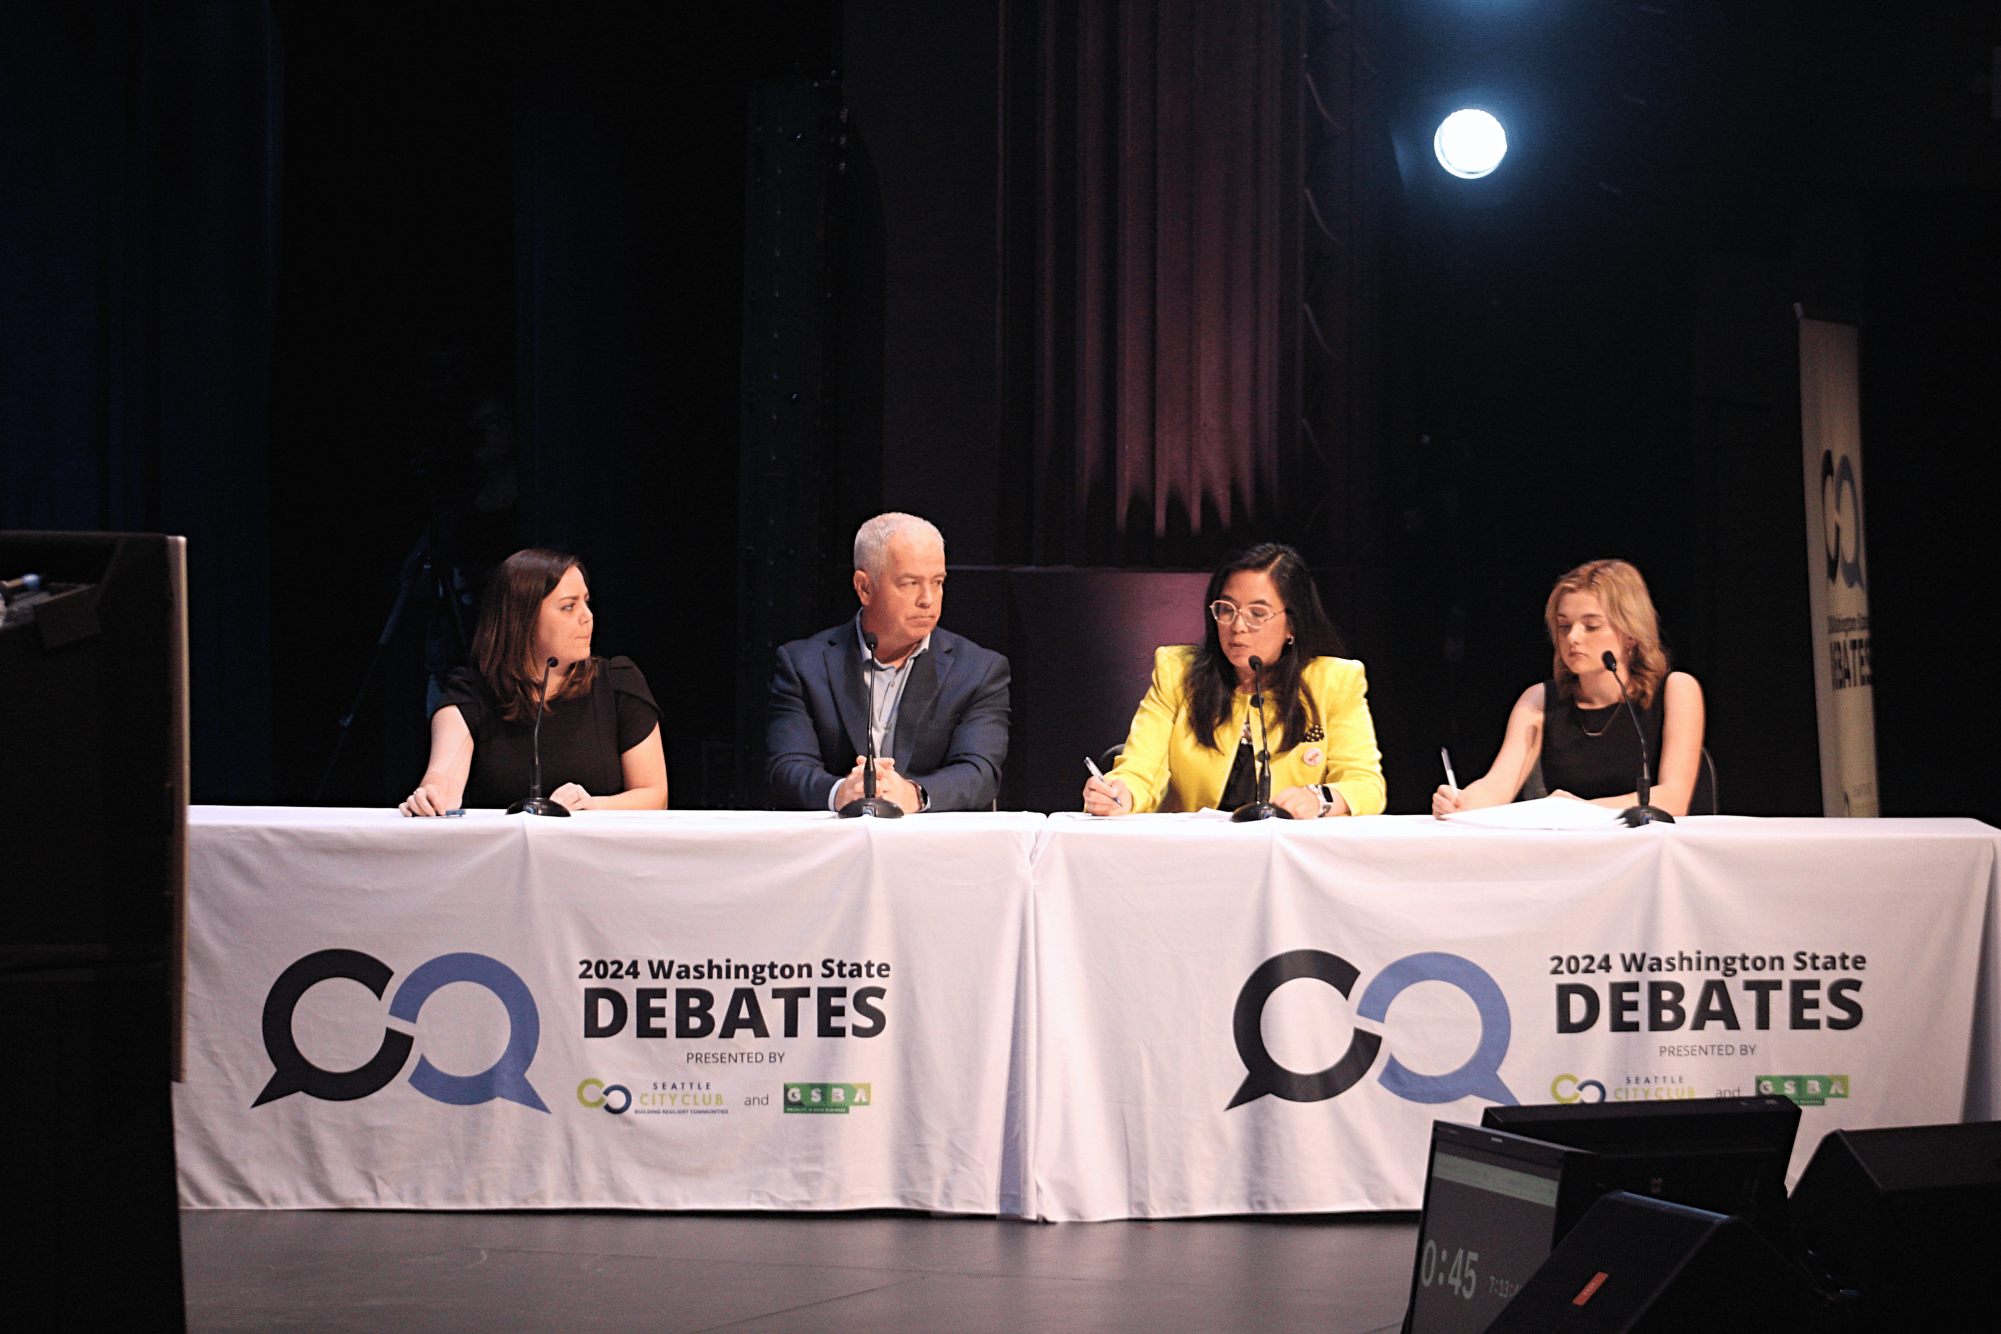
[1432,560,1704,818]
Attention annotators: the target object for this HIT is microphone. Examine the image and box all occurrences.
[1230,654,1293,822]
[1251,657,1272,806]
[1601,649,1673,826]
[838,630,903,818]
[1,573,42,604]
[507,655,571,817]
[862,633,880,803]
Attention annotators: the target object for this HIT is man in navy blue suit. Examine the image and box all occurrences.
[766,513,1011,812]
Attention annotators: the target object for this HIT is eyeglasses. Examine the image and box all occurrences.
[1209,599,1282,630]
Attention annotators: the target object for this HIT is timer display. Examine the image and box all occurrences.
[1406,1141,1562,1334]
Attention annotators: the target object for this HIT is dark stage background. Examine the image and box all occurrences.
[3,0,1995,822]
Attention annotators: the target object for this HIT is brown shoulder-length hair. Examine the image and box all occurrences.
[1544,559,1668,708]
[1186,543,1348,752]
[471,549,597,721]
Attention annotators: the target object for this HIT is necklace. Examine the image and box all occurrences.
[1575,697,1620,738]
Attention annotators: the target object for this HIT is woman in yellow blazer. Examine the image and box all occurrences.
[1082,543,1386,818]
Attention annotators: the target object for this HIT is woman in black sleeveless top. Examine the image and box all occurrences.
[1431,559,1705,818]
[398,549,668,815]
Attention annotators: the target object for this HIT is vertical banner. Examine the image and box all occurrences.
[1798,312,1878,817]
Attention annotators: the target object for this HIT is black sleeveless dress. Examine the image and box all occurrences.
[435,656,661,809]
[1538,678,1664,801]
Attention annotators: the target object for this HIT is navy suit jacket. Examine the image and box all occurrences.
[766,621,1010,811]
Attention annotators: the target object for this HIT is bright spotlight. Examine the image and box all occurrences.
[1433,109,1507,179]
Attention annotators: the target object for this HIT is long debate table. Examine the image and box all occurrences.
[174,808,2001,1221]
[175,807,1045,1215]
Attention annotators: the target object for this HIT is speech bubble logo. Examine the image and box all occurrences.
[1355,952,1518,1105]
[388,953,549,1113]
[1822,451,1865,589]
[253,949,413,1107]
[1226,949,1384,1109]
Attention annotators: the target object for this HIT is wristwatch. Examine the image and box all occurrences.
[1314,784,1335,818]
[915,782,930,812]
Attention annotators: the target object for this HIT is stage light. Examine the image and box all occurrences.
[1433,109,1507,179]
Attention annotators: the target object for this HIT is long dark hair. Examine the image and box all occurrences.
[1187,543,1347,752]
[471,548,597,721]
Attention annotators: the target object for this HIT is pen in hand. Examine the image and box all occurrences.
[1083,755,1127,815]
[1440,747,1459,799]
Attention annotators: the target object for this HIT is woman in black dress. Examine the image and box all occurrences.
[399,549,668,814]
[1431,559,1705,818]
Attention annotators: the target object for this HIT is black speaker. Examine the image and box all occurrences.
[1484,1191,1833,1333]
[1788,1121,2001,1330]
[1479,1096,1799,1252]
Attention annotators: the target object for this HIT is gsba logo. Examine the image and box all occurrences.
[254,949,548,1112]
[784,1082,872,1114]
[1228,949,1518,1110]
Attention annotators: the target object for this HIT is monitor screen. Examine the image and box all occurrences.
[1405,1123,1589,1334]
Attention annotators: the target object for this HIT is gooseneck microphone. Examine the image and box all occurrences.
[838,631,903,819]
[508,656,571,817]
[1231,655,1293,823]
[1601,649,1673,826]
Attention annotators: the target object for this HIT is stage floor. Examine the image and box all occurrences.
[181,1208,1417,1333]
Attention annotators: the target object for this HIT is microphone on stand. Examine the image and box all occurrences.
[508,656,571,817]
[1601,649,1673,826]
[839,631,903,819]
[1231,655,1292,823]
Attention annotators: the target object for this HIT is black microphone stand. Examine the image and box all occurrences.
[1601,650,1674,826]
[1231,655,1292,823]
[508,656,570,816]
[838,631,903,819]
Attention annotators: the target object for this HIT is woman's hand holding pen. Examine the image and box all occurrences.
[1082,755,1131,816]
[1431,746,1463,820]
[1082,774,1130,815]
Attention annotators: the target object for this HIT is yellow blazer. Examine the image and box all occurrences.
[1108,647,1386,816]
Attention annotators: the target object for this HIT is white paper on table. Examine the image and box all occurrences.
[1444,795,1627,830]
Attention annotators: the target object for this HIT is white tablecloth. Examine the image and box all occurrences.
[1025,814,2000,1220]
[174,808,2001,1220]
[174,807,1044,1214]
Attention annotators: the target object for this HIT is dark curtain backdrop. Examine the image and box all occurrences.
[1295,0,1385,571]
[1002,0,1313,567]
[1,2,278,803]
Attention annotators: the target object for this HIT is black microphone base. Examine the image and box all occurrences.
[1620,803,1675,827]
[1230,801,1293,823]
[838,797,904,819]
[507,796,571,817]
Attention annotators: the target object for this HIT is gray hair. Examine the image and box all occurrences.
[853,512,944,577]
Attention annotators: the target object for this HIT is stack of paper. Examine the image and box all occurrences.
[1445,796,1628,830]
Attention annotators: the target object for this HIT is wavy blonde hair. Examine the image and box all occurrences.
[1544,559,1668,708]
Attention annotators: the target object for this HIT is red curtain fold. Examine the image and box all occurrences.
[1002,0,1306,565]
